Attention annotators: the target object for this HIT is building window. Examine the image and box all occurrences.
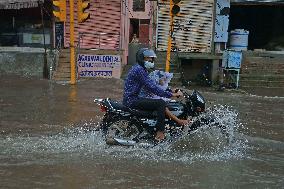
[133,0,145,12]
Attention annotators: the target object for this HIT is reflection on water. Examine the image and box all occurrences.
[0,75,283,188]
[68,85,79,123]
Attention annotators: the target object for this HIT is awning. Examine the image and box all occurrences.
[0,0,44,10]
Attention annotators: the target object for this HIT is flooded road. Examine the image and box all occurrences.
[0,75,283,189]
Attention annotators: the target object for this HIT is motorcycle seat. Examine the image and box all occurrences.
[108,100,130,112]
[108,100,156,118]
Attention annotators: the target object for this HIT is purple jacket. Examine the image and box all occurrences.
[123,64,172,107]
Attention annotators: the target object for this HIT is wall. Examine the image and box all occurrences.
[181,59,212,81]
[128,0,152,19]
[0,47,57,77]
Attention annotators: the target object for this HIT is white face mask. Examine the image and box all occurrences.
[144,61,154,69]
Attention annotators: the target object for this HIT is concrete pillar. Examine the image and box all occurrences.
[211,59,220,83]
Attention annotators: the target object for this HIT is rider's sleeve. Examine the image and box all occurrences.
[138,68,172,98]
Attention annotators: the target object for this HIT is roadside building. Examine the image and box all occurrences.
[0,0,155,80]
[0,0,55,77]
[229,0,284,88]
[152,0,284,87]
[53,0,155,81]
[62,0,154,64]
[1,0,283,88]
[0,0,52,48]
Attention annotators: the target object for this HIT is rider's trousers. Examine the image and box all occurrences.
[131,98,166,132]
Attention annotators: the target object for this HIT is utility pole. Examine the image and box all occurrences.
[69,0,76,84]
[165,0,181,72]
[165,0,173,72]
[53,0,90,84]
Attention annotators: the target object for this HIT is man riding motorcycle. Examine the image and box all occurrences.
[122,48,185,141]
[139,70,190,126]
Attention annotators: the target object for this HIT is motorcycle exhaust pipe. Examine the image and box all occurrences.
[106,137,137,146]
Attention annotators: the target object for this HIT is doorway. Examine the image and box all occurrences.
[129,18,150,45]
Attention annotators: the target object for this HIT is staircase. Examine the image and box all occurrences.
[240,51,284,88]
[52,49,71,82]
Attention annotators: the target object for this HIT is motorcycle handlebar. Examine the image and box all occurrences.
[174,88,180,93]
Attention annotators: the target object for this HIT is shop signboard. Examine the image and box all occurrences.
[77,54,121,79]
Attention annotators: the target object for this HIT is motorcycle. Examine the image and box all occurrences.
[94,89,221,146]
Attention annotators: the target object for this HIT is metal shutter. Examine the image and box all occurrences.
[65,0,121,49]
[157,0,215,52]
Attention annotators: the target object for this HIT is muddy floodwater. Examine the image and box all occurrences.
[0,75,283,189]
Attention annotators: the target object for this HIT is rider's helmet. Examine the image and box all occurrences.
[136,48,157,68]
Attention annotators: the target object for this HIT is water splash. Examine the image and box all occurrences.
[128,105,248,163]
[96,105,248,162]
[0,105,248,164]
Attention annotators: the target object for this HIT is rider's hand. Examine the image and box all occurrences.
[173,90,183,98]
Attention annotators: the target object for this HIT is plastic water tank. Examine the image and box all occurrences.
[229,29,249,51]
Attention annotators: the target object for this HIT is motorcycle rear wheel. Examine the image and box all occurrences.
[104,118,140,141]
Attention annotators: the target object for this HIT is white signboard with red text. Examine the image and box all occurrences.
[77,54,121,79]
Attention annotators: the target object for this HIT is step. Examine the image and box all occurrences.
[243,54,284,60]
[58,52,70,58]
[53,77,70,81]
[58,57,71,63]
[240,68,284,75]
[240,79,284,88]
[240,74,284,81]
[242,62,284,69]
[243,57,284,65]
[53,71,71,77]
[57,63,71,69]
[52,48,72,81]
[52,76,70,81]
[56,69,71,74]
[52,74,70,81]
